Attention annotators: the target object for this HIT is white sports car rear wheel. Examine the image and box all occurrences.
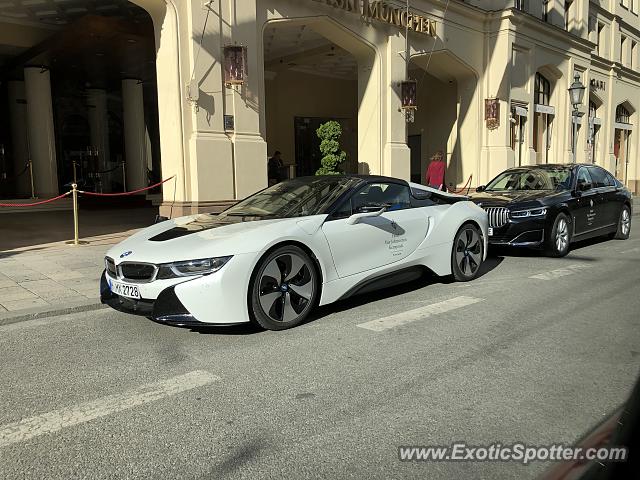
[250,245,318,330]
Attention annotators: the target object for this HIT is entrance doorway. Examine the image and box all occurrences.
[408,135,422,183]
[533,73,554,164]
[0,2,160,198]
[263,19,377,178]
[614,104,633,183]
[294,117,355,177]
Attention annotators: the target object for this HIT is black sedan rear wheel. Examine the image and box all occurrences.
[613,205,631,240]
[250,245,318,331]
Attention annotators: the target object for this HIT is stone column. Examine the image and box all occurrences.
[86,88,110,172]
[121,79,147,191]
[7,81,31,196]
[24,67,58,196]
[383,32,410,179]
[223,0,268,199]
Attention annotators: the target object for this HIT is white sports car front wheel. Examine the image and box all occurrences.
[250,245,319,330]
[451,223,484,281]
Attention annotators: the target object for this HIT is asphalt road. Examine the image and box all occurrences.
[1,231,640,479]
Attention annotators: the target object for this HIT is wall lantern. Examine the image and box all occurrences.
[484,98,500,130]
[223,45,247,87]
[400,80,417,123]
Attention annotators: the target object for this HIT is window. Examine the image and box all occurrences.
[542,0,550,22]
[535,73,551,105]
[632,41,637,69]
[621,0,629,9]
[616,105,631,123]
[576,168,593,191]
[352,183,412,212]
[588,167,613,188]
[564,1,573,30]
[597,23,605,56]
[620,35,627,64]
[515,0,527,11]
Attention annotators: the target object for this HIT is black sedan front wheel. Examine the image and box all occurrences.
[546,213,571,257]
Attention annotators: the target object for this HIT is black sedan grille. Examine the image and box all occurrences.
[483,207,510,228]
[118,263,157,282]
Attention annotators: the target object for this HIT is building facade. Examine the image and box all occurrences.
[0,0,638,215]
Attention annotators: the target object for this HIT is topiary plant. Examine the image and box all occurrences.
[315,120,346,175]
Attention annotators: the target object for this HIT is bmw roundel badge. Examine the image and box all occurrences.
[120,251,133,259]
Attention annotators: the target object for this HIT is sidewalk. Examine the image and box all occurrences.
[0,207,157,324]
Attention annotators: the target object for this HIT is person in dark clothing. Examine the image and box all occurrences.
[268,151,284,185]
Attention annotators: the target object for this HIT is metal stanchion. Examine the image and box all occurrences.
[121,160,127,192]
[65,183,89,246]
[28,160,35,199]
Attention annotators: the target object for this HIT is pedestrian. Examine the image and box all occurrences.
[268,150,284,185]
[425,151,446,191]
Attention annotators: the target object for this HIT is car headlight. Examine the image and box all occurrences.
[510,207,547,219]
[156,256,232,279]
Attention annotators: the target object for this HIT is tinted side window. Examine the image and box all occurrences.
[331,198,352,220]
[352,183,412,212]
[576,168,593,190]
[588,167,611,188]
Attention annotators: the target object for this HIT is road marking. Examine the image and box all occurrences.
[529,264,591,281]
[0,370,219,448]
[357,296,484,332]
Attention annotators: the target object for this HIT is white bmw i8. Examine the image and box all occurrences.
[101,175,488,330]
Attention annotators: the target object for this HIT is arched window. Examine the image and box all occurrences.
[535,73,551,105]
[616,105,631,124]
[589,101,597,118]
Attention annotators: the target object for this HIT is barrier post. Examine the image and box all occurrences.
[65,183,88,246]
[28,160,35,198]
[121,161,127,192]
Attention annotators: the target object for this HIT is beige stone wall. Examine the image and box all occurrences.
[123,0,640,215]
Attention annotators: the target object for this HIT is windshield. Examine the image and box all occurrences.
[221,177,355,219]
[485,168,572,192]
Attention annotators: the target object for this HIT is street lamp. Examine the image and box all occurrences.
[568,72,586,162]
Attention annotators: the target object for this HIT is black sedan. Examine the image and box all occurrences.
[471,164,632,257]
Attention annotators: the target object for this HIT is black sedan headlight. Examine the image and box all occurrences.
[510,207,547,219]
[156,256,232,279]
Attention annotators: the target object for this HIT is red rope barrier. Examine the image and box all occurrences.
[0,191,71,207]
[446,175,473,194]
[79,176,175,197]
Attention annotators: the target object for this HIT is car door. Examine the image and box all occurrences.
[587,166,619,230]
[572,167,599,236]
[321,182,430,278]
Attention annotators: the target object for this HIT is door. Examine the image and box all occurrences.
[573,167,599,235]
[321,182,430,278]
[587,166,618,230]
[408,135,422,184]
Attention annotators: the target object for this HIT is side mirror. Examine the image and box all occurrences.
[476,185,486,192]
[346,205,387,225]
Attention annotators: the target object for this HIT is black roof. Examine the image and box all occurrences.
[291,174,407,184]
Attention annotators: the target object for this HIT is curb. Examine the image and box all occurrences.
[0,301,107,327]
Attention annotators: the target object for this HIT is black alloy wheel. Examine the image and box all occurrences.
[250,245,318,330]
[451,224,484,281]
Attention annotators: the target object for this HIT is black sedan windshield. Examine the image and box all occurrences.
[222,176,355,218]
[485,168,572,192]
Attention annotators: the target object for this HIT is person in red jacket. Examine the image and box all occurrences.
[425,151,446,190]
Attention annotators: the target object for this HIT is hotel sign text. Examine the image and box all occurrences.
[310,0,436,36]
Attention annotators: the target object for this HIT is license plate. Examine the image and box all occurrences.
[109,280,141,299]
[488,227,494,236]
